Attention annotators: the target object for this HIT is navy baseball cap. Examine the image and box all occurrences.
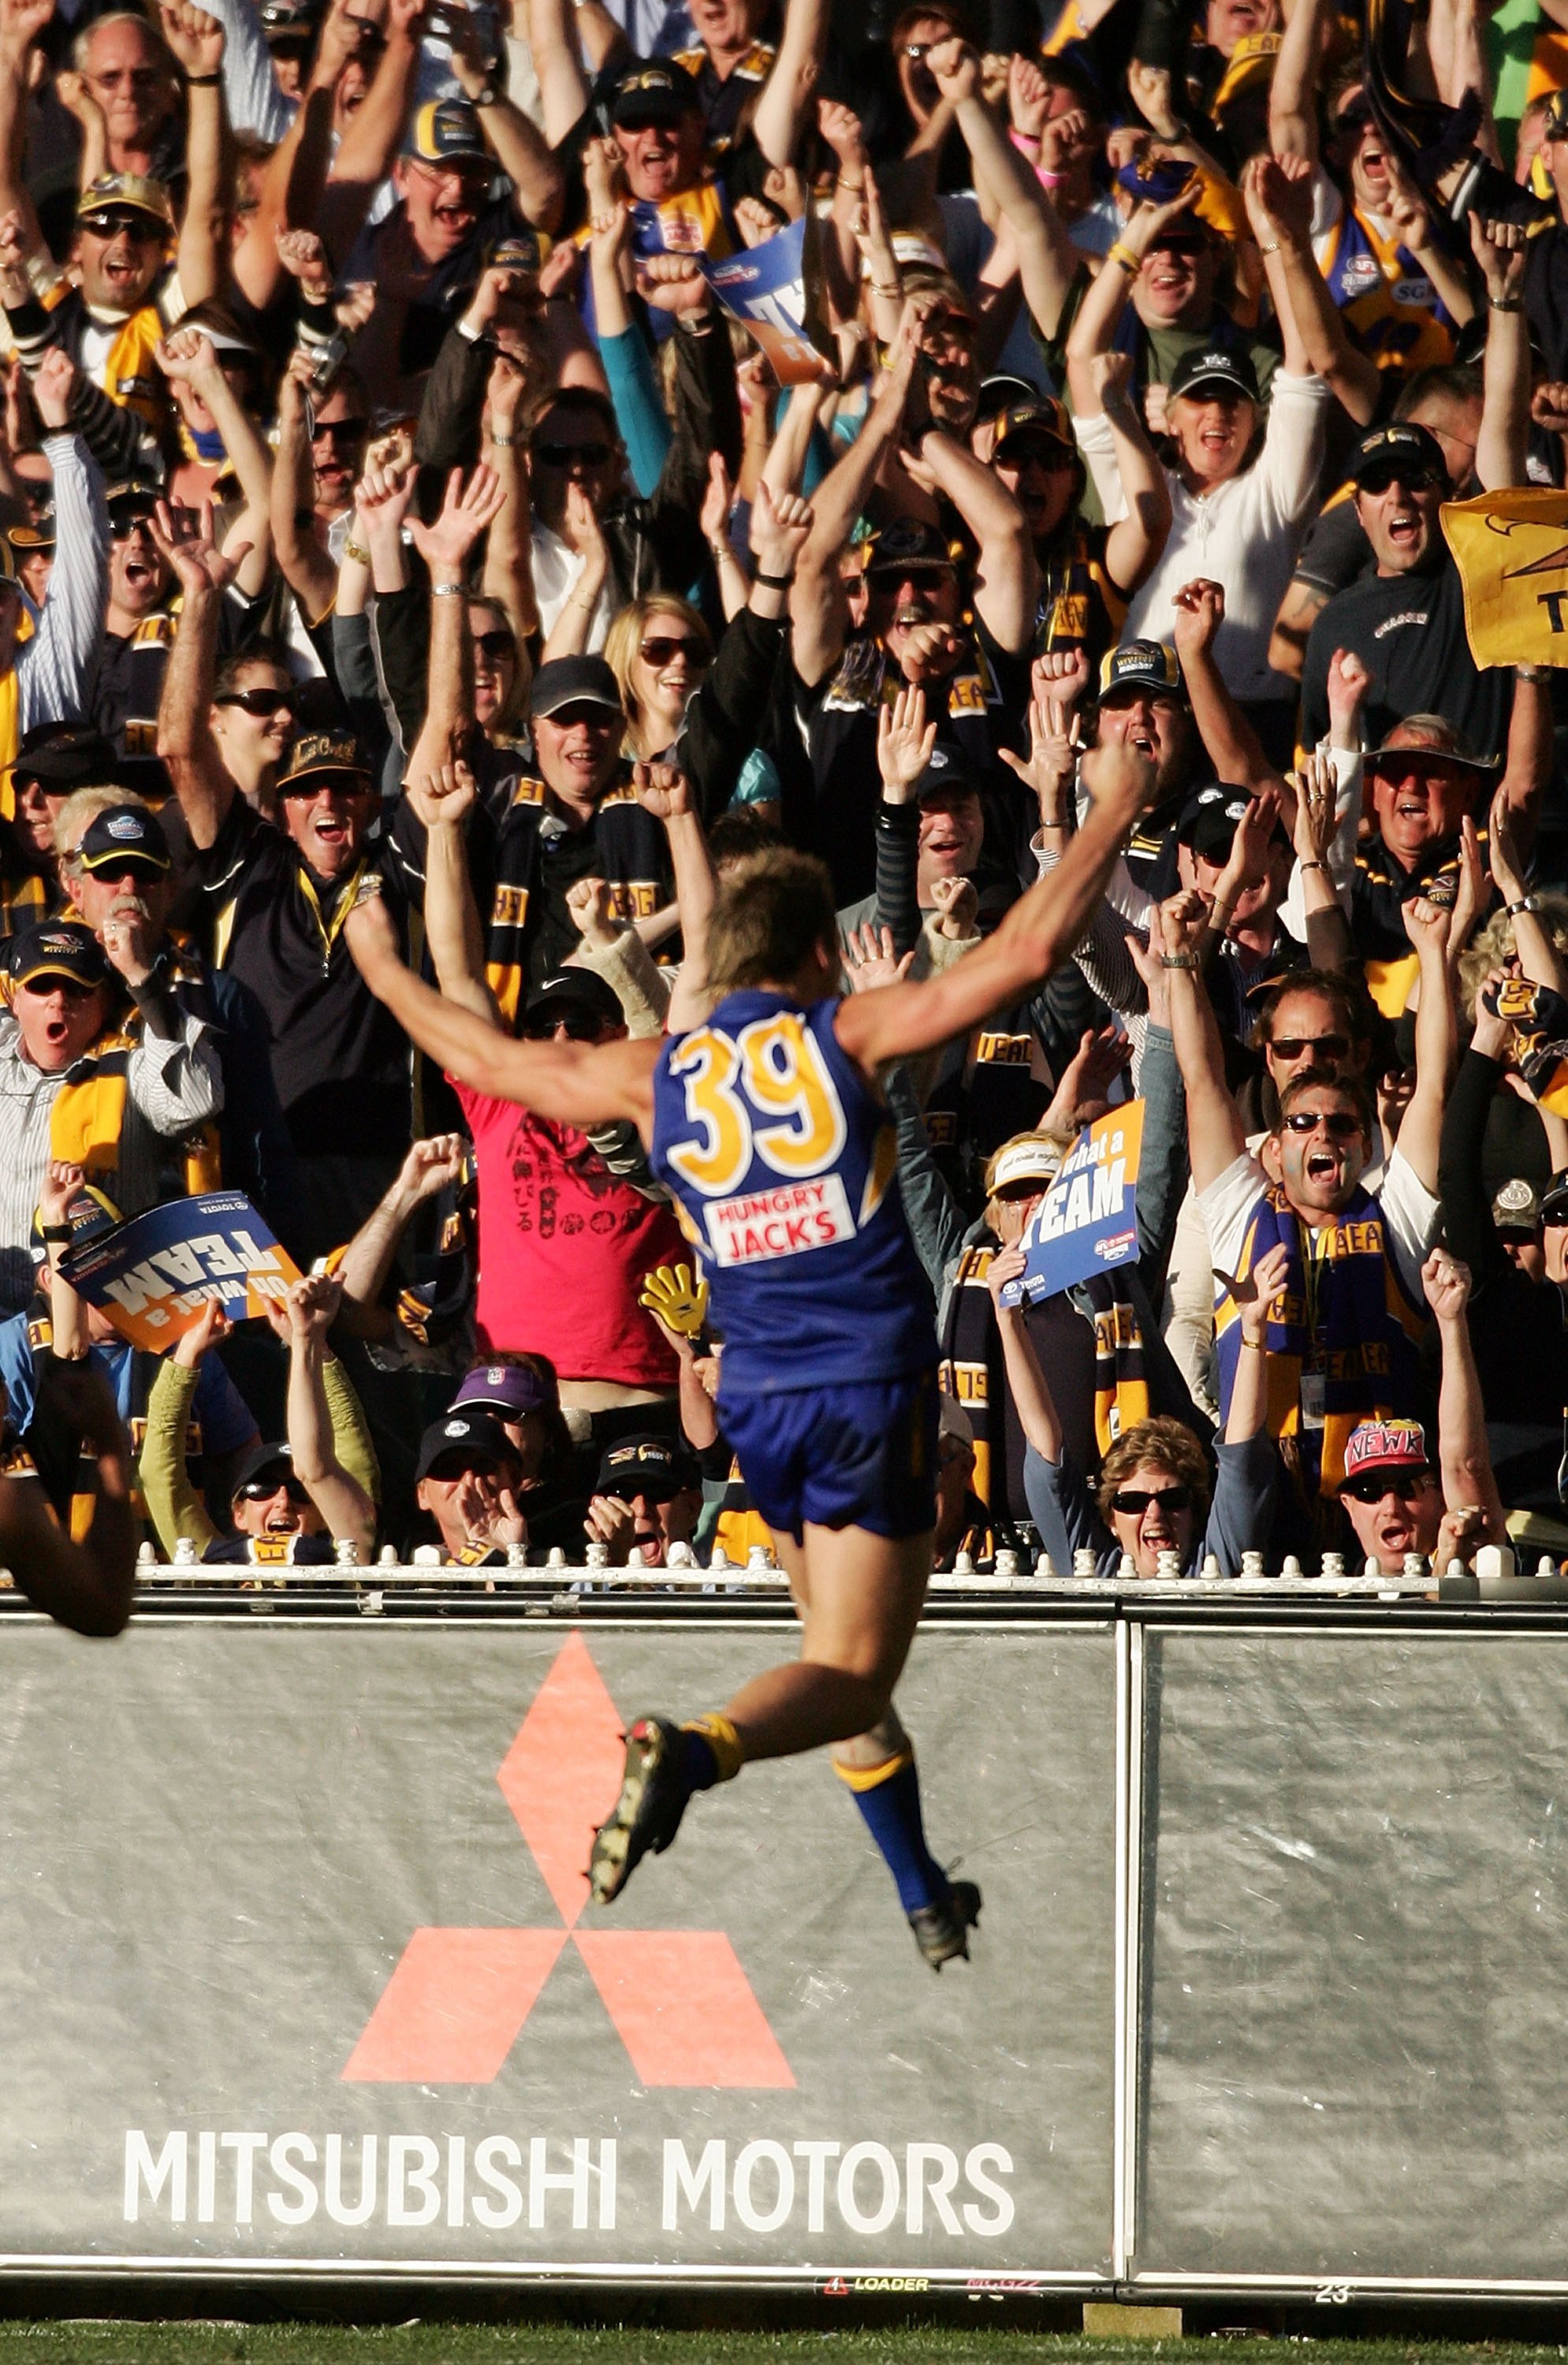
[9,920,110,993]
[612,60,701,125]
[77,803,170,876]
[594,1432,699,1502]
[914,742,981,803]
[530,656,622,721]
[415,1409,516,1484]
[1347,420,1450,491]
[864,518,956,578]
[1098,639,1185,703]
[1167,345,1260,404]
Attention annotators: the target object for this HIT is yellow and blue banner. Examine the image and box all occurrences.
[1001,1102,1145,1309]
[699,215,835,387]
[58,1189,300,1350]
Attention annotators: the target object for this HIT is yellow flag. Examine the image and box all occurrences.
[1440,488,1568,667]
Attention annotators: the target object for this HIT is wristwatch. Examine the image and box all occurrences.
[472,81,498,106]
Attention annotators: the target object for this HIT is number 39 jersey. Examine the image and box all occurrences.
[649,989,937,1396]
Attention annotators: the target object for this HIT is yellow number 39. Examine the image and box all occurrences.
[667,1016,847,1197]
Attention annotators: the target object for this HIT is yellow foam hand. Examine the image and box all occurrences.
[639,1261,709,1338]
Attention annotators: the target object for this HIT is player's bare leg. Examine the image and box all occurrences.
[588,1525,979,1964]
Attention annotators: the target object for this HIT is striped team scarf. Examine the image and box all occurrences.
[1213,1182,1427,1493]
[1488,978,1568,1118]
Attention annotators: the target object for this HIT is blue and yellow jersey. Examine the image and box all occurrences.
[649,989,937,1397]
[1318,204,1455,376]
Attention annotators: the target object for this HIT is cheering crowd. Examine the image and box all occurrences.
[5,0,1568,1615]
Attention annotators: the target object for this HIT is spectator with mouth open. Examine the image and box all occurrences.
[584,1430,702,1567]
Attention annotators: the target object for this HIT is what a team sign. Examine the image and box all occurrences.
[59,1190,302,1349]
[1000,1102,1145,1309]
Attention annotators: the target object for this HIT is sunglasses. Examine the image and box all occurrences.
[108,505,157,537]
[532,440,613,467]
[217,686,300,717]
[84,858,165,885]
[1333,99,1375,133]
[80,210,163,240]
[1109,1485,1191,1515]
[237,1476,311,1504]
[523,1008,605,1041]
[1283,1108,1362,1138]
[473,628,515,661]
[639,635,709,667]
[311,417,367,449]
[1359,466,1441,495]
[1271,1033,1350,1062]
[1339,1470,1431,1504]
[1000,441,1078,473]
[17,974,99,999]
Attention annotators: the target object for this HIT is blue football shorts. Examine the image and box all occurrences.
[718,1369,939,1544]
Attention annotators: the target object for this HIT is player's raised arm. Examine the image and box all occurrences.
[835,743,1153,1073]
[344,888,661,1138]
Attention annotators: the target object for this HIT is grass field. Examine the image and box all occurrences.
[0,2333,1566,2364]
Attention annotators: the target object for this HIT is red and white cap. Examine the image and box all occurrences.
[1343,1419,1430,1481]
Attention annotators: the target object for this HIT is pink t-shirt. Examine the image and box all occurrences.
[455,1081,681,1386]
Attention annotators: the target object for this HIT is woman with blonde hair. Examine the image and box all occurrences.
[604,592,714,762]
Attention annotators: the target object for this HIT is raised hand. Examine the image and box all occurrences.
[1159,885,1209,963]
[1449,812,1487,962]
[1054,1022,1132,1121]
[404,756,479,832]
[564,874,619,950]
[1421,1245,1473,1328]
[583,1492,635,1563]
[31,344,76,432]
[928,872,979,940]
[1291,750,1338,869]
[1170,575,1224,657]
[876,683,935,800]
[1127,57,1180,140]
[815,97,866,170]
[1402,892,1453,959]
[37,1157,84,1235]
[155,327,219,387]
[274,227,335,300]
[286,1268,343,1343]
[896,620,964,683]
[1007,50,1050,139]
[158,0,224,77]
[1488,784,1525,904]
[1084,349,1134,415]
[999,691,1078,825]
[147,497,246,598]
[397,1134,465,1201]
[748,476,813,580]
[635,255,710,315]
[172,1296,233,1369]
[1032,645,1092,713]
[0,210,31,306]
[1469,211,1527,305]
[355,445,416,545]
[1324,644,1370,746]
[985,1240,1030,1310]
[733,196,782,251]
[699,449,734,551]
[487,349,528,437]
[1216,788,1282,902]
[406,462,505,575]
[558,476,605,568]
[841,922,915,993]
[925,33,981,102]
[632,761,692,823]
[1235,1238,1291,1346]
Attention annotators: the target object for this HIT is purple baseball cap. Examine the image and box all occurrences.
[451,1362,553,1420]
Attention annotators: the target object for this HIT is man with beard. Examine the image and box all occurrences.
[1164,881,1451,1506]
[791,308,1037,905]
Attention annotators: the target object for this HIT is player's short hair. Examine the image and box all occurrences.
[706,847,837,994]
[1097,1417,1211,1525]
[1274,1063,1376,1137]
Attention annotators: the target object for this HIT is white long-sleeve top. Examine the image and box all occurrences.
[1076,370,1332,706]
[17,432,108,736]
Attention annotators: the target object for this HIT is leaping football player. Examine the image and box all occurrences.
[345,739,1152,1968]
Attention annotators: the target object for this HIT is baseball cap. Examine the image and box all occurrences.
[1098,639,1185,703]
[594,1432,699,1502]
[993,395,1076,454]
[1346,420,1450,491]
[76,173,174,231]
[1361,715,1498,780]
[451,1361,554,1420]
[415,1409,515,1484]
[523,967,624,1034]
[11,724,121,790]
[259,0,323,36]
[487,228,549,277]
[77,803,170,875]
[278,731,372,793]
[405,96,490,167]
[9,921,109,993]
[864,518,956,578]
[1343,1419,1432,1484]
[1492,1175,1544,1232]
[530,655,623,721]
[1178,782,1253,861]
[229,1440,296,1497]
[1167,345,1260,404]
[974,372,1043,422]
[8,493,54,553]
[913,742,980,804]
[987,1133,1066,1197]
[611,60,701,125]
[105,479,162,533]
[28,1178,121,1266]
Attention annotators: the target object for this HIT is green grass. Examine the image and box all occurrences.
[0,2334,1564,2365]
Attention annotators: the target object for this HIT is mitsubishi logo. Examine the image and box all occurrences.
[343,1633,794,2090]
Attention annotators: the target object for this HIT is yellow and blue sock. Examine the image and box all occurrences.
[836,1749,948,1916]
[680,1712,743,1791]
